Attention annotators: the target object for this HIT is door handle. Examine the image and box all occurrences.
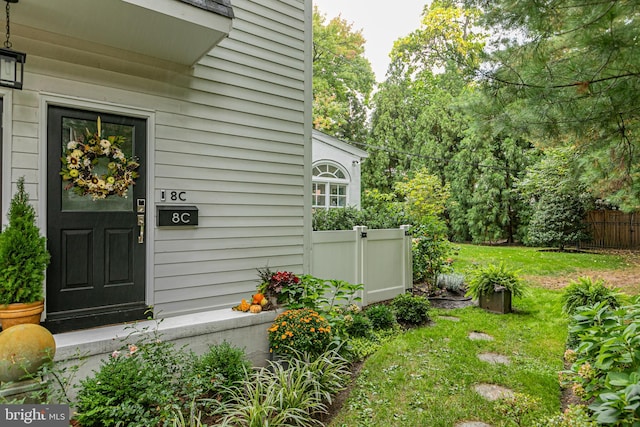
[137,214,145,244]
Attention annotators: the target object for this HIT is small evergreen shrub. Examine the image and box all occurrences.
[345,312,373,338]
[364,304,396,330]
[391,293,431,325]
[561,276,620,315]
[0,177,50,305]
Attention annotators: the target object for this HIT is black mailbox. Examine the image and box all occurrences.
[157,205,198,227]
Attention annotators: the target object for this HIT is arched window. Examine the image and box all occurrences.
[312,162,349,209]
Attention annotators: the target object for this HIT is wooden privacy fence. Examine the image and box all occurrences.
[311,226,413,306]
[583,210,640,249]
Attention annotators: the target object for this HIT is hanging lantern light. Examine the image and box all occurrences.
[0,0,25,90]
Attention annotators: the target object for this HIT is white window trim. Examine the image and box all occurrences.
[312,161,349,209]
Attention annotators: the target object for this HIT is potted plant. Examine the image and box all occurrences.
[0,177,50,330]
[256,267,301,307]
[465,262,526,314]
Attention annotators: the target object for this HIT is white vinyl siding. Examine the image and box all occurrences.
[7,0,310,317]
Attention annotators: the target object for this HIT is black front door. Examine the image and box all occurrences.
[46,107,148,333]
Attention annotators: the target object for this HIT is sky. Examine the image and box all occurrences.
[313,0,428,82]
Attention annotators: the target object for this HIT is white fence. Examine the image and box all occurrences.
[311,226,413,306]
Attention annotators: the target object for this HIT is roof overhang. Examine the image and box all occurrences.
[12,0,234,66]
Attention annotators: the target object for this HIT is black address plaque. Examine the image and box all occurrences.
[157,205,199,227]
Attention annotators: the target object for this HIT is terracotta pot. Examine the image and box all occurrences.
[0,300,45,331]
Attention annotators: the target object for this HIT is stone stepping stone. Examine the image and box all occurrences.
[439,315,460,322]
[455,422,492,427]
[474,383,514,401]
[468,331,494,341]
[478,352,510,365]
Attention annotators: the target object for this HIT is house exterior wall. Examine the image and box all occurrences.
[2,0,312,320]
[312,131,367,209]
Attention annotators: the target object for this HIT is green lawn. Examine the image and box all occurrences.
[328,244,633,426]
[452,243,631,276]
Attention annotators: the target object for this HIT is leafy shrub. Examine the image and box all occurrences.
[466,262,526,300]
[268,308,333,357]
[561,276,620,315]
[188,341,251,400]
[364,304,396,330]
[391,293,431,325]
[361,189,409,229]
[312,206,365,231]
[75,334,193,427]
[411,220,454,284]
[287,275,363,312]
[344,313,373,338]
[562,297,640,425]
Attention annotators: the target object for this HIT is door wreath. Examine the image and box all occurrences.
[60,117,140,200]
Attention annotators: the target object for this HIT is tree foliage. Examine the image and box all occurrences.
[519,149,593,250]
[394,167,450,222]
[312,7,376,143]
[470,0,640,211]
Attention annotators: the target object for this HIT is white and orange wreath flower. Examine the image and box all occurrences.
[60,117,139,200]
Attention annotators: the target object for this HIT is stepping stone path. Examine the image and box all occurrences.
[478,352,510,365]
[454,333,514,426]
[468,331,494,341]
[455,422,493,427]
[474,383,514,401]
[439,315,461,322]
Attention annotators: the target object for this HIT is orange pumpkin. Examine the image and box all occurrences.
[249,304,262,314]
[252,293,264,305]
[238,298,251,312]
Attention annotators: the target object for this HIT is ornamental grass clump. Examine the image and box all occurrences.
[268,308,333,357]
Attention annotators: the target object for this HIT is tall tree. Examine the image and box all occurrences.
[367,1,537,243]
[312,7,376,142]
[364,0,484,191]
[469,0,640,211]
